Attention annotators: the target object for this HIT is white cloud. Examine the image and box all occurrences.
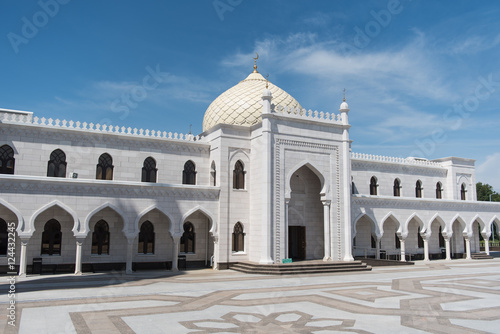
[446,33,500,55]
[477,152,500,192]
[220,31,464,145]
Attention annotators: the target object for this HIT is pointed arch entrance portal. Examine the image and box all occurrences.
[287,165,324,261]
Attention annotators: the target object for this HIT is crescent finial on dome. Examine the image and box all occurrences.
[253,52,259,73]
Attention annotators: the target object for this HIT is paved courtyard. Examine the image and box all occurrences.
[1,258,500,333]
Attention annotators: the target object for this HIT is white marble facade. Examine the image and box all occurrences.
[1,67,499,276]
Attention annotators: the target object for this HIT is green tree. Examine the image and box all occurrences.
[476,182,500,201]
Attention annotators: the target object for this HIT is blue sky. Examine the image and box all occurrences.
[2,0,500,191]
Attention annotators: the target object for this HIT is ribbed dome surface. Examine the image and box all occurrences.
[202,71,302,131]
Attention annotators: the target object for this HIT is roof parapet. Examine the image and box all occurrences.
[0,111,203,142]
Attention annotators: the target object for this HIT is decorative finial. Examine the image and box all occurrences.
[343,88,346,102]
[266,73,269,89]
[253,52,259,73]
[189,124,192,135]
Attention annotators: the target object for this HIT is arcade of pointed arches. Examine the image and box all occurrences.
[0,200,217,275]
[353,212,500,261]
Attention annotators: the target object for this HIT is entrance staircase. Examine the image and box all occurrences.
[229,260,371,275]
[471,252,494,260]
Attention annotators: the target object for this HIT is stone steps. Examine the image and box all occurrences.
[229,260,372,275]
[471,253,494,260]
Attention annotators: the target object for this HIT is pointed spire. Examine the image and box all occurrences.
[266,73,269,89]
[340,88,349,115]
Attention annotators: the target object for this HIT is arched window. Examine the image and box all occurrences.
[0,145,15,174]
[232,222,245,252]
[436,182,443,199]
[233,160,245,189]
[417,227,424,248]
[369,177,378,195]
[180,222,195,253]
[138,221,155,254]
[461,183,467,200]
[182,160,196,185]
[96,153,113,180]
[371,235,377,249]
[0,218,7,256]
[395,233,400,249]
[210,161,216,186]
[91,220,110,255]
[47,149,67,178]
[393,179,401,197]
[142,157,157,183]
[41,219,62,255]
[415,180,423,198]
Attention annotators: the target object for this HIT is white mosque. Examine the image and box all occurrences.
[1,60,499,276]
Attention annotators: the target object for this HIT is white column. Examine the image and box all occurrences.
[465,237,471,260]
[125,237,135,274]
[322,200,331,261]
[212,235,219,270]
[400,239,406,262]
[284,199,290,259]
[172,236,180,271]
[445,238,451,260]
[376,237,381,259]
[74,239,83,275]
[260,91,274,264]
[341,103,353,261]
[423,238,430,261]
[18,239,29,277]
[482,233,491,255]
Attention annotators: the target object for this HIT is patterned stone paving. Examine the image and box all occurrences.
[1,259,500,333]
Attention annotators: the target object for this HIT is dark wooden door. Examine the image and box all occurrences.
[289,226,306,260]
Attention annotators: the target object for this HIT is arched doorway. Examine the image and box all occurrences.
[429,217,446,259]
[406,217,424,260]
[181,210,214,267]
[381,216,400,260]
[450,218,466,258]
[353,215,377,258]
[287,165,323,261]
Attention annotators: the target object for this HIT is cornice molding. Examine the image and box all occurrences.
[0,176,220,200]
[351,195,500,212]
[351,160,447,177]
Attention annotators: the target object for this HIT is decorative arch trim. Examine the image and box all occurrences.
[178,205,216,237]
[0,199,25,234]
[381,212,401,237]
[449,213,467,236]
[285,160,328,198]
[84,202,127,237]
[353,213,379,238]
[404,213,425,233]
[29,200,80,237]
[489,216,500,234]
[470,214,486,234]
[228,148,250,163]
[134,205,173,236]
